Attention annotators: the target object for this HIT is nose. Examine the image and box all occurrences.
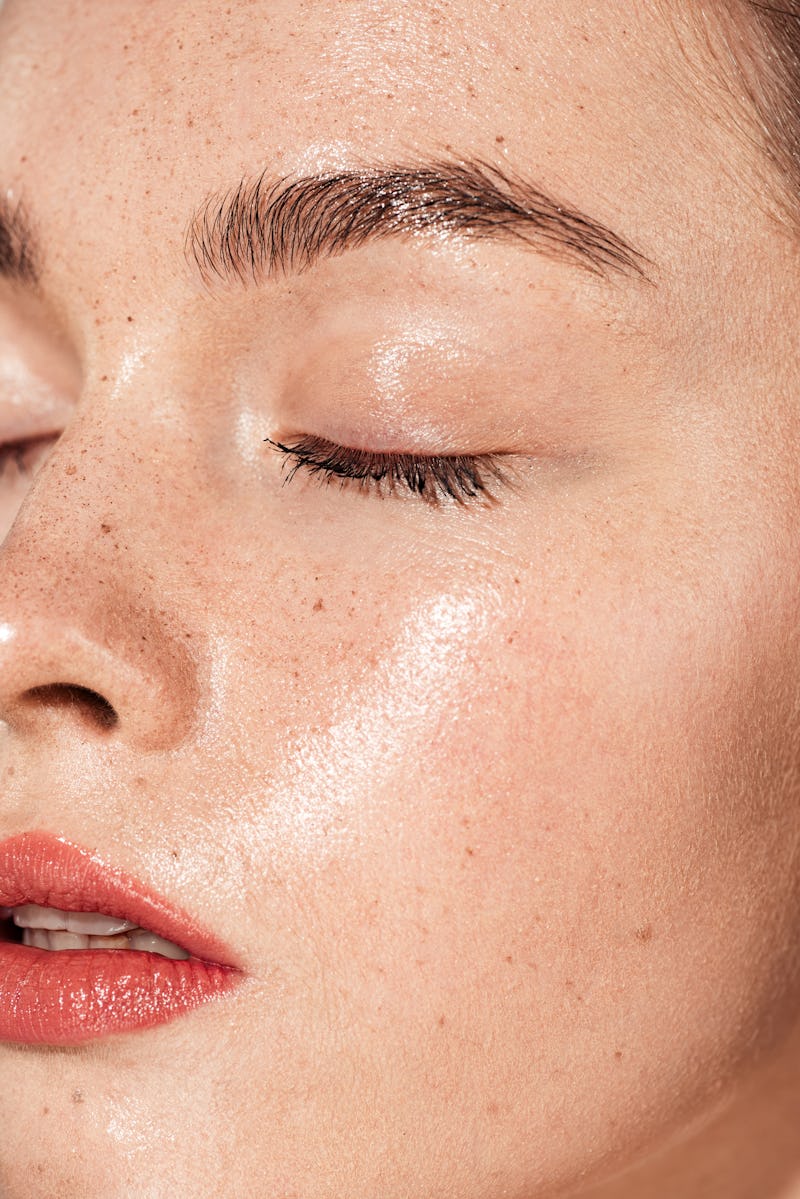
[0,422,199,753]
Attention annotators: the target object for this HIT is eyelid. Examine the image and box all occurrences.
[0,297,81,413]
[265,434,512,507]
[0,333,76,444]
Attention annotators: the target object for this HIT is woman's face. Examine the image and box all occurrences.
[1,2,800,1196]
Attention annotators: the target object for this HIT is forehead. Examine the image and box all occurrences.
[0,0,761,305]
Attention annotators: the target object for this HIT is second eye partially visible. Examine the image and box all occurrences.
[0,435,56,482]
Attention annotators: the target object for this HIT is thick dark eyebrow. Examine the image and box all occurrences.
[0,194,38,285]
[186,158,653,288]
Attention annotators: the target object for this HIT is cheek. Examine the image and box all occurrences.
[331,535,800,1127]
[234,577,505,861]
[185,502,800,1192]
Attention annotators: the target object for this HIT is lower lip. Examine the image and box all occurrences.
[0,932,238,1046]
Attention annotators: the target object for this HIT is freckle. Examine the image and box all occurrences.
[465,846,474,856]
[565,979,574,988]
[65,464,76,476]
[100,375,108,382]
[635,924,654,943]
[41,1106,49,1115]
[312,598,324,612]
[100,523,112,534]
[187,116,194,127]
[614,1050,623,1060]
[438,1015,446,1027]
[504,955,513,964]
[130,108,139,117]
[495,135,505,144]
[71,1089,84,1104]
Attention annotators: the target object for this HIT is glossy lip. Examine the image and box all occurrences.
[0,831,242,1046]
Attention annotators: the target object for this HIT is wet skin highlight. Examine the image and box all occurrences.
[0,3,800,1198]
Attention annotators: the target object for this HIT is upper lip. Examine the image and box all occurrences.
[0,830,239,968]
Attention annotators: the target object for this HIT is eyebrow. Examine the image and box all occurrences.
[186,158,653,288]
[0,195,38,285]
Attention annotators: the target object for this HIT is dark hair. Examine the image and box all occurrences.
[732,4,800,214]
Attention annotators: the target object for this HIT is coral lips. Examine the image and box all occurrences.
[0,831,241,1045]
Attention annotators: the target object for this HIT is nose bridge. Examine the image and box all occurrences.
[8,398,141,568]
[0,392,201,753]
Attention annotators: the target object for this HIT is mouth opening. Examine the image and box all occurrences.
[0,906,192,959]
[0,909,22,944]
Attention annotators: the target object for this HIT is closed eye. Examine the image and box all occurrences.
[265,434,512,508]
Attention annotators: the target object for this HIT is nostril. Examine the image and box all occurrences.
[22,684,119,731]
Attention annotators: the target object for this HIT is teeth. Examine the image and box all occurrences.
[88,934,133,950]
[13,904,137,935]
[65,911,138,936]
[13,904,69,930]
[128,931,189,960]
[23,930,90,951]
[20,926,190,959]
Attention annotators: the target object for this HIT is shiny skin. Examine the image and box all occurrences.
[1,2,800,1197]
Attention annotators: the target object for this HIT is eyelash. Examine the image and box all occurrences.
[265,435,510,507]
